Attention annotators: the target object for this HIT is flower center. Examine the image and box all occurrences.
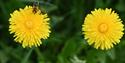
[98,23,108,33]
[25,21,33,29]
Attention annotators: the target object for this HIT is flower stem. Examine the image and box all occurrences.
[21,48,34,63]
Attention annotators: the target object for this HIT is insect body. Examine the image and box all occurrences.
[32,2,46,14]
[32,2,39,13]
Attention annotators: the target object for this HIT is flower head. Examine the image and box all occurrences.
[9,6,51,48]
[82,8,124,50]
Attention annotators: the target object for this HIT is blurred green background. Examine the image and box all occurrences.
[1,0,125,63]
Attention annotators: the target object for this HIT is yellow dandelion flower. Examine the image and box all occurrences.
[82,8,124,50]
[9,6,51,48]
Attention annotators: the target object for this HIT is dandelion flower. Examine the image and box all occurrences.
[9,6,51,48]
[82,8,124,50]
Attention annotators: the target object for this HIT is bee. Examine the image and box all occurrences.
[32,2,39,13]
[32,2,46,14]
